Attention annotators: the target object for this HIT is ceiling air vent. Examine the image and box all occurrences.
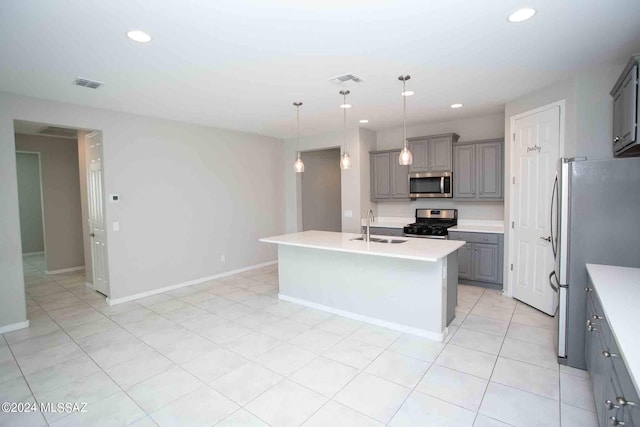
[38,126,77,138]
[329,73,364,86]
[72,77,103,89]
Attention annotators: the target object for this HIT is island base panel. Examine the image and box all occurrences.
[276,245,457,341]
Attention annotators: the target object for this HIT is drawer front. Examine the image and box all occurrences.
[449,231,498,244]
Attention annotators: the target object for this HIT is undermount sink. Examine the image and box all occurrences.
[350,237,407,244]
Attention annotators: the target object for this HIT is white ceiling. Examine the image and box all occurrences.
[1,0,639,139]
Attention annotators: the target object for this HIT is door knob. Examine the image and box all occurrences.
[90,233,95,237]
[540,236,551,242]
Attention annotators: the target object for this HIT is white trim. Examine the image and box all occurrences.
[45,265,85,275]
[106,260,277,306]
[0,320,29,334]
[22,251,44,256]
[278,294,446,342]
[507,99,565,298]
[85,281,95,291]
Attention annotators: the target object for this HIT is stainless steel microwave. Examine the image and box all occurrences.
[409,171,452,198]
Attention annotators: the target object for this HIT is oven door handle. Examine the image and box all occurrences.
[440,176,444,193]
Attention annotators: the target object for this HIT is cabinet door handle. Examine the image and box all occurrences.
[585,287,593,292]
[614,136,621,143]
[588,324,598,332]
[605,400,620,410]
[593,315,603,320]
[609,416,625,425]
[602,350,619,358]
[616,397,636,407]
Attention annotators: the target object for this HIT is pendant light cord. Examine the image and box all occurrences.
[297,105,300,159]
[402,79,407,150]
[343,92,347,155]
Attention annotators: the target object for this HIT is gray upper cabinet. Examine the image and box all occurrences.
[390,151,410,198]
[408,133,459,173]
[429,136,453,172]
[453,139,504,201]
[370,150,409,201]
[477,142,502,199]
[371,152,392,200]
[611,54,639,157]
[452,145,475,198]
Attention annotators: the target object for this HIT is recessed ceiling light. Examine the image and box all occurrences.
[340,104,352,109]
[508,8,536,23]
[450,103,463,109]
[126,30,152,43]
[401,91,415,97]
[359,119,369,124]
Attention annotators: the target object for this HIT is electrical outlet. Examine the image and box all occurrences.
[220,255,226,263]
[344,210,353,218]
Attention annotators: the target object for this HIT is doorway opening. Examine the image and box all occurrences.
[13,120,109,322]
[299,147,342,232]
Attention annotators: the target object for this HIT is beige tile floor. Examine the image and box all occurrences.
[0,253,598,426]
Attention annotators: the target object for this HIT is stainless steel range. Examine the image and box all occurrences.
[403,209,458,239]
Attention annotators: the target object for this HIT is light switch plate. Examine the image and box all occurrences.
[112,222,120,231]
[344,210,353,218]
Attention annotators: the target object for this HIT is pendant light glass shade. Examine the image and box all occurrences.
[399,146,413,165]
[293,101,304,173]
[340,152,351,170]
[339,90,352,170]
[398,75,413,166]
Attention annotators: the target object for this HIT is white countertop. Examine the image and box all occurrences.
[586,263,640,393]
[260,230,465,262]
[360,217,414,229]
[449,220,504,234]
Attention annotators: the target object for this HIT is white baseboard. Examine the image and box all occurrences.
[0,320,30,334]
[278,294,446,342]
[106,260,277,306]
[46,266,85,275]
[85,282,95,291]
[22,251,44,256]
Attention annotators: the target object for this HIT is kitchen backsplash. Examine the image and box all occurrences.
[373,200,504,220]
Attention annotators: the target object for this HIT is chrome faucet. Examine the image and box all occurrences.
[365,209,375,242]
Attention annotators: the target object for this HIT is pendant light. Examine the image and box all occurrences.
[293,101,304,173]
[398,75,413,165]
[339,90,352,170]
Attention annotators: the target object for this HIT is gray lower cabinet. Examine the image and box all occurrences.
[453,139,504,200]
[370,150,409,201]
[360,226,404,237]
[449,231,503,286]
[585,282,638,426]
[407,133,459,173]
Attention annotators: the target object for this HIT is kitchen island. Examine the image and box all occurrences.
[260,231,464,341]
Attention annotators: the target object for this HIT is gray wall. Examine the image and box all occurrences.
[301,148,341,232]
[0,91,285,330]
[375,112,506,220]
[15,134,85,272]
[15,152,44,254]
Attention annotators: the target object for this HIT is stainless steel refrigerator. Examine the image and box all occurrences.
[550,157,640,369]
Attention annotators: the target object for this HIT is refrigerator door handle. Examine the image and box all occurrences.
[550,173,558,258]
[549,271,559,292]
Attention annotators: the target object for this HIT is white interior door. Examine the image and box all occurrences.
[511,105,561,315]
[86,132,109,296]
